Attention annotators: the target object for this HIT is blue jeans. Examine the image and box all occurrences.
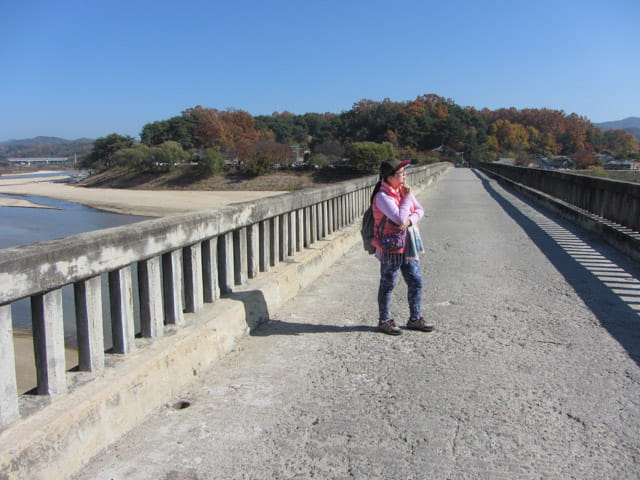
[378,259,423,321]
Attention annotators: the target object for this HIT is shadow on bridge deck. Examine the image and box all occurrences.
[473,169,640,367]
[226,289,377,336]
[252,321,377,336]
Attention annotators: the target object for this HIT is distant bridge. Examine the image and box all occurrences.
[7,157,73,165]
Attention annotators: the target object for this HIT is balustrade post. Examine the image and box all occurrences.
[295,209,304,252]
[279,213,289,260]
[74,276,105,371]
[31,289,67,394]
[247,223,259,278]
[354,190,358,217]
[109,267,136,354]
[304,207,311,248]
[259,221,270,272]
[344,193,350,225]
[0,304,19,425]
[270,217,280,266]
[341,195,347,227]
[162,250,185,325]
[202,237,220,302]
[287,212,296,257]
[344,194,349,226]
[184,243,204,313]
[138,257,164,337]
[321,201,328,238]
[233,228,248,285]
[217,232,234,294]
[310,205,318,244]
[348,192,354,224]
[327,199,334,235]
[333,197,339,230]
[334,197,340,230]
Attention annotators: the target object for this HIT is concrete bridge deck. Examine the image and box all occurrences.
[73,168,640,480]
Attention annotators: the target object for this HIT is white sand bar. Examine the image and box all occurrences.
[0,175,286,217]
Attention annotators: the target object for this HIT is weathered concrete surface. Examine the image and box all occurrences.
[72,168,640,479]
[0,224,361,480]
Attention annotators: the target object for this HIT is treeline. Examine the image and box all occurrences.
[81,94,640,176]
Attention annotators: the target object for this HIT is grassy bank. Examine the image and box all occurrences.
[77,166,367,191]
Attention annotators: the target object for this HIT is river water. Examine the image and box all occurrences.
[0,171,152,347]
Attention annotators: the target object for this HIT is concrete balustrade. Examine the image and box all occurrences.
[482,163,640,232]
[0,163,449,429]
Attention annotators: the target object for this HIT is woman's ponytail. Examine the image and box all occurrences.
[370,179,382,205]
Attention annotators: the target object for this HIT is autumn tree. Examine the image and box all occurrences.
[186,106,259,160]
[604,129,640,159]
[574,149,596,169]
[222,109,260,159]
[253,136,293,167]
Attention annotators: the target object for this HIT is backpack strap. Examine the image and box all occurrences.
[375,214,387,240]
[373,192,388,240]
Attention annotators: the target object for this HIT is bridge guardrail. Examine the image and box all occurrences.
[0,163,449,428]
[481,163,640,233]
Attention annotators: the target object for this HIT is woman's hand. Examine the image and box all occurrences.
[403,183,412,195]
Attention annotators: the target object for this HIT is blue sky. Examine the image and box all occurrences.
[1,0,638,141]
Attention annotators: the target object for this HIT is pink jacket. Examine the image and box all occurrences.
[372,181,424,254]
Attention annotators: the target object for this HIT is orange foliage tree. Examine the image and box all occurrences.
[184,106,259,161]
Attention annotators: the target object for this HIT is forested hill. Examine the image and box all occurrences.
[4,97,640,175]
[0,137,94,158]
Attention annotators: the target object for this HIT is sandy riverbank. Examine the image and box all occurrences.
[0,174,286,217]
[2,172,288,392]
[12,330,78,394]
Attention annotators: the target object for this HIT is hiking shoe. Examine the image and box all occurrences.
[378,319,402,335]
[407,316,434,332]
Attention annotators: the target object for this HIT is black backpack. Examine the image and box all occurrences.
[360,205,387,254]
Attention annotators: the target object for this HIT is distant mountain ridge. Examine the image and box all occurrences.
[593,117,640,131]
[594,117,640,141]
[0,136,94,158]
[0,136,94,147]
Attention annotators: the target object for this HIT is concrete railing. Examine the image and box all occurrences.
[481,163,640,233]
[0,162,449,429]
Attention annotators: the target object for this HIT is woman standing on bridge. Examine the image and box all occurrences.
[371,158,433,335]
